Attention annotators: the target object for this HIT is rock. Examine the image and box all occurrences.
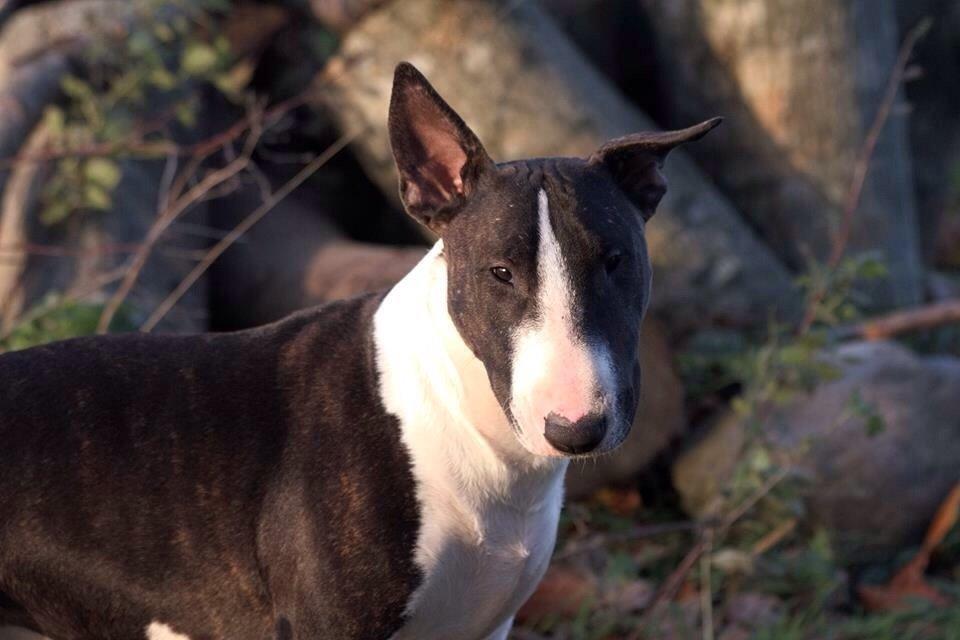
[672,411,746,518]
[673,341,960,563]
[724,592,783,629]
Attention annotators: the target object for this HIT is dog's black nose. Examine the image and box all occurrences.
[543,412,606,454]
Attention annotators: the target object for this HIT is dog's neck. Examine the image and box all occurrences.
[373,241,567,504]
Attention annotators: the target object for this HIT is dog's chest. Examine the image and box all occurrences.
[394,477,564,640]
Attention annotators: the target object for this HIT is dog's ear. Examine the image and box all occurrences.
[589,118,722,221]
[388,62,494,234]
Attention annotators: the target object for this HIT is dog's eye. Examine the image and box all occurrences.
[604,251,623,274]
[491,266,513,284]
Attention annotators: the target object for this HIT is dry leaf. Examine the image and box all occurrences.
[516,565,597,623]
[595,486,643,517]
[922,482,960,554]
[858,481,959,612]
[603,579,655,613]
[858,554,948,612]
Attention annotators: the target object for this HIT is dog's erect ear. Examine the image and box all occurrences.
[388,62,494,234]
[589,118,722,221]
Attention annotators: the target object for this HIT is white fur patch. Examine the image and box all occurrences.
[509,189,618,456]
[145,621,190,640]
[374,243,567,640]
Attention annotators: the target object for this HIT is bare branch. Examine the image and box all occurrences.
[833,300,960,341]
[95,109,266,334]
[798,19,931,333]
[139,132,357,332]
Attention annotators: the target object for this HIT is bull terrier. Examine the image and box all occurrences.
[0,63,719,639]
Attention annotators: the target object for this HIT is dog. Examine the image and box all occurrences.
[0,63,719,640]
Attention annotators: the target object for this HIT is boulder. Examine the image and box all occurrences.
[673,341,960,563]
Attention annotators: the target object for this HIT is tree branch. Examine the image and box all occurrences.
[833,300,960,341]
[139,131,356,332]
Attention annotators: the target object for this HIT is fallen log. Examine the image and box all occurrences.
[308,0,801,335]
[641,0,924,308]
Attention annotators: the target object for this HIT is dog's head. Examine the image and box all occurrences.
[388,63,719,458]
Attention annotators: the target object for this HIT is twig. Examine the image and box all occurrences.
[647,468,790,612]
[798,19,931,334]
[751,517,798,557]
[553,520,701,561]
[0,242,143,257]
[96,112,264,334]
[649,539,705,614]
[831,299,960,341]
[157,150,179,214]
[139,132,356,332]
[700,529,714,640]
[719,468,790,532]
[0,91,308,170]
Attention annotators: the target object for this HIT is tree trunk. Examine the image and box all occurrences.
[308,0,800,335]
[895,0,960,265]
[642,0,923,309]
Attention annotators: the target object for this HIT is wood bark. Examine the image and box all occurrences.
[308,0,800,334]
[895,0,960,265]
[641,0,923,309]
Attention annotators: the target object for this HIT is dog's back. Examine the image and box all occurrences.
[0,294,421,639]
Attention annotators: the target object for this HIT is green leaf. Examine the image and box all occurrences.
[83,183,113,210]
[212,61,253,98]
[779,344,812,367]
[60,74,95,102]
[153,23,176,43]
[148,66,178,90]
[84,158,122,190]
[857,257,888,280]
[181,42,219,76]
[175,100,197,127]
[213,35,232,57]
[865,414,886,437]
[39,200,73,226]
[0,298,134,351]
[42,106,66,135]
[128,30,154,57]
[731,396,752,417]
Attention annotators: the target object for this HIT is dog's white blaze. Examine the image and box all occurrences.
[375,243,566,640]
[510,189,617,455]
[145,622,190,640]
